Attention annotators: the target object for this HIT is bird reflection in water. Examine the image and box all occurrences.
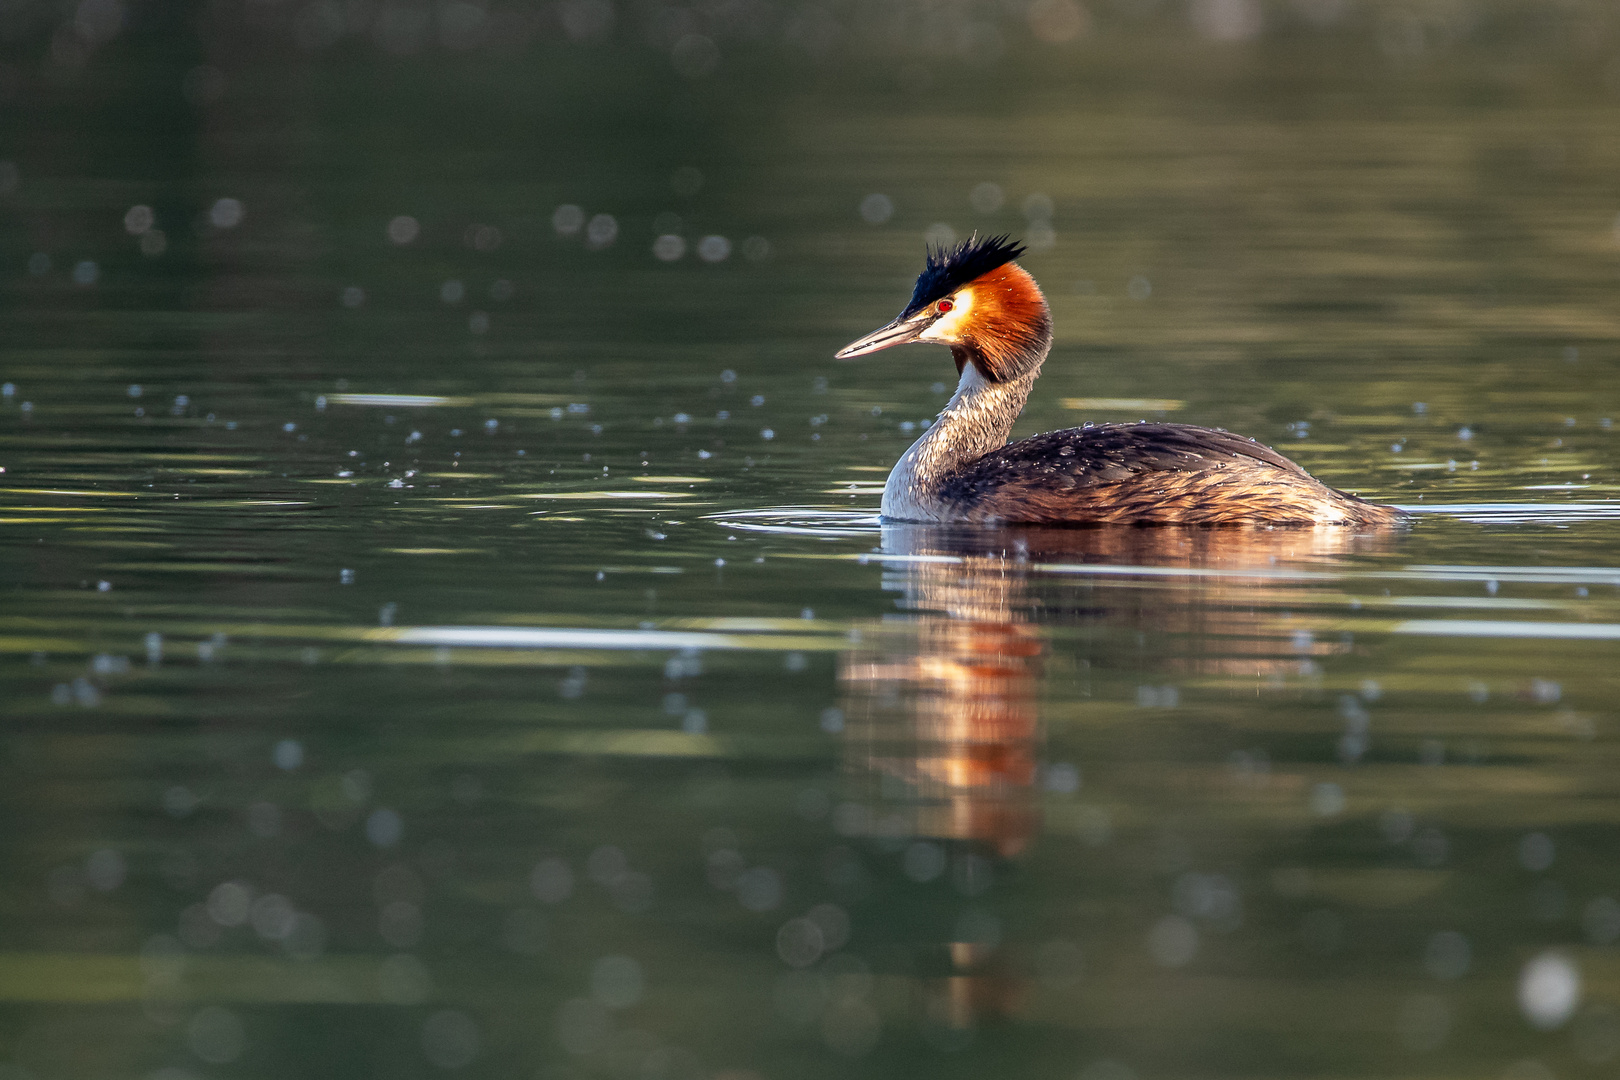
[834,523,1398,1037]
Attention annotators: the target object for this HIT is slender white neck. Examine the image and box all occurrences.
[881,358,1043,522]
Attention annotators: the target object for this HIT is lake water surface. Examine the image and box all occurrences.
[3,7,1620,1078]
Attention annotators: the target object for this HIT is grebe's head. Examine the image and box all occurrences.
[835,233,1051,382]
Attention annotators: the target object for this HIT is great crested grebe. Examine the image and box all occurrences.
[836,235,1401,526]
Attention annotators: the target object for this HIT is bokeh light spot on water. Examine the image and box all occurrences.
[284,913,325,958]
[273,738,303,771]
[83,849,124,892]
[807,903,850,950]
[465,224,501,252]
[1519,951,1581,1029]
[614,873,654,912]
[1414,827,1449,867]
[557,996,612,1055]
[366,807,403,847]
[341,286,365,308]
[698,235,731,262]
[969,182,1004,213]
[1190,0,1264,40]
[1519,832,1555,871]
[925,223,957,248]
[123,204,153,234]
[186,1006,245,1064]
[552,204,584,236]
[1042,761,1081,793]
[586,214,619,249]
[439,279,464,305]
[1148,915,1199,967]
[1309,782,1345,817]
[207,880,252,926]
[776,917,824,967]
[208,197,243,229]
[249,893,295,941]
[587,845,627,884]
[902,841,945,883]
[421,1009,480,1069]
[1136,685,1178,707]
[386,214,419,244]
[1029,0,1091,41]
[72,261,98,285]
[858,194,893,225]
[1423,931,1471,979]
[163,785,198,818]
[1173,872,1242,930]
[653,234,686,262]
[378,953,432,1004]
[736,866,783,912]
[178,901,219,948]
[1022,193,1054,221]
[706,847,743,890]
[1582,896,1620,944]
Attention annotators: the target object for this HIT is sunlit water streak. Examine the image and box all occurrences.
[392,625,842,650]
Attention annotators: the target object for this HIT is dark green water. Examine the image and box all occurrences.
[3,4,1620,1078]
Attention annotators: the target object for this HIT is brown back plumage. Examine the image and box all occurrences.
[940,422,1403,526]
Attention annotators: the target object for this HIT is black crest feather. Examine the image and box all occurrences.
[901,233,1026,317]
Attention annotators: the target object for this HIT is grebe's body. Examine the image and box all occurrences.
[837,236,1400,527]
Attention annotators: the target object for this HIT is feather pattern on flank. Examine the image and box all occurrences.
[939,423,1401,526]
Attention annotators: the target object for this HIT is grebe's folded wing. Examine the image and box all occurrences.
[951,422,1311,487]
[934,422,1393,525]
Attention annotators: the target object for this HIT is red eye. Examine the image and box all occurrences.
[937,299,954,313]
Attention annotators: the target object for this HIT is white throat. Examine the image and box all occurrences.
[880,360,1041,522]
